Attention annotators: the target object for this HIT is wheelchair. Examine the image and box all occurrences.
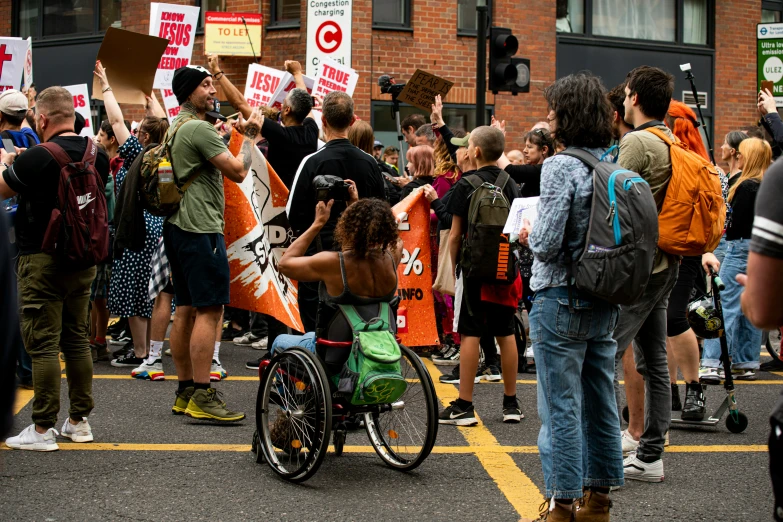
[251,339,439,483]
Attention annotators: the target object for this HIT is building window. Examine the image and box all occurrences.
[683,0,707,45]
[271,0,300,26]
[763,1,783,23]
[593,0,676,42]
[373,0,411,28]
[557,0,585,33]
[457,0,493,35]
[18,0,120,39]
[197,0,226,28]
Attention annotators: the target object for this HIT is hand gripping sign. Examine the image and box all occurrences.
[392,189,438,347]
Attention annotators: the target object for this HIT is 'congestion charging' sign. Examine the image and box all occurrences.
[306,0,352,77]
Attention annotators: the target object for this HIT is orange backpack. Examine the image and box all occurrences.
[645,127,725,256]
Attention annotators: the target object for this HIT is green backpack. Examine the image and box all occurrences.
[336,303,408,406]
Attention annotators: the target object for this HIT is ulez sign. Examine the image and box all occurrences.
[758,23,783,106]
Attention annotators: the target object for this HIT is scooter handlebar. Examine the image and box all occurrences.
[713,275,725,291]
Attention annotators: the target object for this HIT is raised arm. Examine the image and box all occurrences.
[209,110,263,183]
[206,53,252,119]
[94,60,130,146]
[146,93,166,120]
[285,60,320,120]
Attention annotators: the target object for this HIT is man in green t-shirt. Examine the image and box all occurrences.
[164,65,263,423]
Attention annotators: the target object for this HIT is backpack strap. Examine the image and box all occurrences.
[560,148,601,169]
[495,169,510,191]
[38,142,73,168]
[339,303,391,333]
[643,127,676,147]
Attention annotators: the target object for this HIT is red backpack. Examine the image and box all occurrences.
[39,139,109,270]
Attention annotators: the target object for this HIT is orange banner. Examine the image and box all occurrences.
[392,190,438,347]
[224,133,303,331]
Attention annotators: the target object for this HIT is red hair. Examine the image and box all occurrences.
[406,145,435,178]
[665,100,709,161]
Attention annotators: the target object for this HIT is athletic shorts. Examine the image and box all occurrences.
[163,222,230,308]
[90,262,112,301]
[455,276,515,338]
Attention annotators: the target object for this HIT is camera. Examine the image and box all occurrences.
[679,63,692,72]
[313,175,350,202]
[378,75,406,96]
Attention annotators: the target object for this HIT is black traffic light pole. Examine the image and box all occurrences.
[476,0,488,126]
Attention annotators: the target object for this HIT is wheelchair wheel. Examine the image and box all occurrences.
[256,347,332,482]
[765,330,781,360]
[364,345,438,471]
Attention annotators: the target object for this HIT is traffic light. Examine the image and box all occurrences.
[488,27,530,95]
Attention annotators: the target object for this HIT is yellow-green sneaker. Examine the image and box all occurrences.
[172,386,195,415]
[184,388,246,422]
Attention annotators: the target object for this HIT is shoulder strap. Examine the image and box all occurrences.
[339,305,369,333]
[80,137,97,166]
[644,127,675,147]
[495,169,510,191]
[338,251,350,293]
[559,148,600,170]
[38,142,73,168]
[464,174,481,189]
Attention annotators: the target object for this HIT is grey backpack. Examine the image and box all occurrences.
[560,148,659,307]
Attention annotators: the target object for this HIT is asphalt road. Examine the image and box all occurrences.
[1,337,780,521]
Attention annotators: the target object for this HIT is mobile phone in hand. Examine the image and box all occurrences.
[762,80,774,96]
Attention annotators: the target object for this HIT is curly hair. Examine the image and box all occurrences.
[334,199,399,258]
[434,135,459,179]
[525,128,554,158]
[665,100,709,161]
[544,73,613,149]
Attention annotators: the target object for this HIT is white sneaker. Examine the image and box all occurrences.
[233,332,260,345]
[432,345,457,365]
[699,366,722,383]
[623,452,664,482]
[5,424,59,451]
[131,358,165,381]
[210,359,227,381]
[251,338,269,350]
[60,417,93,443]
[524,345,534,358]
[621,429,639,455]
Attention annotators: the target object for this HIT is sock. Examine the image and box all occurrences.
[177,379,194,393]
[213,342,221,362]
[637,454,659,464]
[455,398,472,410]
[96,337,106,346]
[147,341,164,363]
[503,394,518,407]
[194,382,210,391]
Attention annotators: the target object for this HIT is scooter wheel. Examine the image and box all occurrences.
[726,412,748,434]
[622,405,629,423]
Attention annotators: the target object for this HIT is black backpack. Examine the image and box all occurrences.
[560,148,659,306]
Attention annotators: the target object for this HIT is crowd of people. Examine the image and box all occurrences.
[1,55,782,522]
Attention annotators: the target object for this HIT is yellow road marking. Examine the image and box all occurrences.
[425,358,545,520]
[82,375,259,381]
[664,445,767,453]
[13,389,34,415]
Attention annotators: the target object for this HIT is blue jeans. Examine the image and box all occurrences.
[702,239,761,370]
[530,286,624,499]
[712,236,728,266]
[271,332,317,355]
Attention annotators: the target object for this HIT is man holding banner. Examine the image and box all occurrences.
[164,65,263,423]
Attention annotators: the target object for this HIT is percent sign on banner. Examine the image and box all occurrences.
[401,247,423,277]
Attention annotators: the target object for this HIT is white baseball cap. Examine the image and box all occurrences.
[0,90,29,114]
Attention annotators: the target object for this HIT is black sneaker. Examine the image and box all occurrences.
[477,364,502,382]
[111,329,132,345]
[681,382,706,421]
[111,353,146,367]
[503,398,524,423]
[112,341,134,359]
[761,358,783,372]
[438,364,460,384]
[222,327,246,341]
[438,401,478,426]
[246,357,262,370]
[671,383,682,411]
[106,317,127,338]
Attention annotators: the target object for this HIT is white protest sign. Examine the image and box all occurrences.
[312,58,358,98]
[63,84,93,137]
[269,73,315,111]
[160,89,180,122]
[0,38,29,92]
[244,64,287,109]
[150,2,200,90]
[23,37,33,90]
[306,0,352,77]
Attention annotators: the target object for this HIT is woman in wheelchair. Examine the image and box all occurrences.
[275,190,404,373]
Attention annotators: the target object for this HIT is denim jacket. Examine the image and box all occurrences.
[529,148,606,292]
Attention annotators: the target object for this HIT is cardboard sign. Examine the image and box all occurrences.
[63,84,93,137]
[225,133,303,331]
[93,28,169,105]
[398,70,454,111]
[205,12,262,57]
[23,37,33,90]
[160,89,180,122]
[150,2,200,90]
[306,0,352,77]
[244,64,287,109]
[312,58,358,98]
[392,189,438,347]
[0,38,29,92]
[269,73,315,111]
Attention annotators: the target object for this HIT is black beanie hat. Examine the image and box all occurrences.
[172,65,211,106]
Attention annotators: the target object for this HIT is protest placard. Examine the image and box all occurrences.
[306,0,352,76]
[244,64,287,109]
[23,37,32,90]
[93,28,169,105]
[63,84,93,137]
[204,12,262,57]
[150,2,200,90]
[160,89,180,122]
[0,38,29,92]
[312,58,358,98]
[398,69,454,111]
[269,73,315,111]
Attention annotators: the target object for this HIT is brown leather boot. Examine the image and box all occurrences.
[523,499,575,522]
[575,490,612,522]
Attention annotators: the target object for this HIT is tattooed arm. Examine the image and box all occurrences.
[209,110,263,183]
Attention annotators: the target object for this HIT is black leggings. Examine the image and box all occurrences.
[666,256,703,337]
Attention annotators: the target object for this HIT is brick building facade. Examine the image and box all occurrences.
[4,0,777,158]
